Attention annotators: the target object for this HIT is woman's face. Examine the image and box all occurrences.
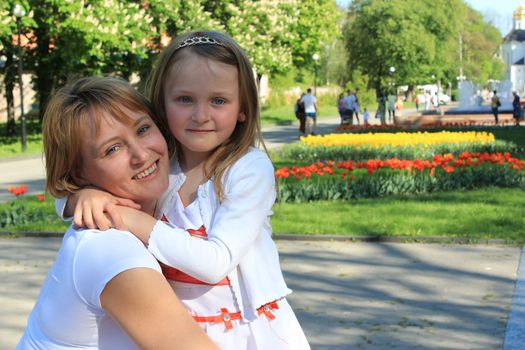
[75,108,169,213]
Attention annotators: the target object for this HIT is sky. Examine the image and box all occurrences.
[336,0,524,36]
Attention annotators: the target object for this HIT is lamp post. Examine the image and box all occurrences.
[389,66,395,94]
[312,53,319,96]
[14,4,26,152]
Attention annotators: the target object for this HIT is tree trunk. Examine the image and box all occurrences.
[375,87,386,125]
[34,6,54,123]
[3,48,16,136]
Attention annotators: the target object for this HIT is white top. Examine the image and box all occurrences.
[16,226,162,350]
[150,147,292,321]
[343,94,355,110]
[300,93,317,113]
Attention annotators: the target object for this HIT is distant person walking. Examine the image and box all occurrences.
[395,95,404,118]
[301,88,318,135]
[363,107,370,126]
[415,95,419,112]
[343,90,355,125]
[295,92,306,137]
[491,90,501,124]
[387,92,396,123]
[512,91,521,126]
[337,93,346,125]
[376,91,387,125]
[353,90,361,126]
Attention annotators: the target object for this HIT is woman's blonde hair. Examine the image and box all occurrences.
[43,76,169,198]
[146,30,265,201]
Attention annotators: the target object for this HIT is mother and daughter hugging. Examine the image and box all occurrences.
[16,31,310,349]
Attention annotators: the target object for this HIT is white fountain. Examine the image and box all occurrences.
[448,80,513,114]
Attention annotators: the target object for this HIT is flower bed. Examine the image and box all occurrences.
[301,131,495,148]
[280,138,511,163]
[275,152,525,202]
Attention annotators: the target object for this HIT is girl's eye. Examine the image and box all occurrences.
[178,96,192,104]
[137,124,150,136]
[105,145,120,156]
[213,98,225,105]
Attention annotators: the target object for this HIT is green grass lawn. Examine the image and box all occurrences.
[271,187,525,243]
[0,119,43,158]
[1,187,524,243]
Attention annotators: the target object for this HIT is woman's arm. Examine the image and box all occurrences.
[101,268,217,350]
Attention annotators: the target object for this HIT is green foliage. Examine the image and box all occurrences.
[0,195,69,232]
[0,0,341,121]
[0,201,44,228]
[279,140,514,163]
[343,0,502,92]
[291,0,340,70]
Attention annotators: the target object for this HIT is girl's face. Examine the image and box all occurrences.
[75,109,169,213]
[163,55,245,165]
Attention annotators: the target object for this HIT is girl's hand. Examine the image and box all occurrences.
[116,206,157,244]
[67,188,141,230]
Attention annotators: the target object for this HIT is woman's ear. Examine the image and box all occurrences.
[238,112,246,122]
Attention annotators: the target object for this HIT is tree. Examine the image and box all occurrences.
[344,0,502,99]
[460,6,504,84]
[292,0,339,70]
[0,1,27,136]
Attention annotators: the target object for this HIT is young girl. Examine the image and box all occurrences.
[363,107,370,126]
[63,31,310,349]
[337,93,345,125]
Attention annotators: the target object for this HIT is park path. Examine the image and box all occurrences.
[0,237,521,349]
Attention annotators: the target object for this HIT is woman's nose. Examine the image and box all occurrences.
[130,142,149,165]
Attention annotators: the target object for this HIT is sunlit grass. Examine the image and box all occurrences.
[271,187,525,243]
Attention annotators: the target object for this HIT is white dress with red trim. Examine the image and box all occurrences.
[160,192,310,350]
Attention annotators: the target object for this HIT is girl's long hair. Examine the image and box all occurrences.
[147,31,266,201]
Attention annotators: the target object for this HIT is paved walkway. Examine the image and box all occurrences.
[0,237,522,349]
[1,110,524,349]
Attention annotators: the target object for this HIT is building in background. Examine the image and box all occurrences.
[501,4,525,94]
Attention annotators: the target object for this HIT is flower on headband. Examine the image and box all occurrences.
[177,36,224,50]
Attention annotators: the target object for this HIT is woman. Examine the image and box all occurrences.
[16,77,217,350]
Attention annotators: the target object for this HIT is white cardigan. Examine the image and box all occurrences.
[150,147,292,321]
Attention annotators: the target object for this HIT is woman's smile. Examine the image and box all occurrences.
[132,160,159,180]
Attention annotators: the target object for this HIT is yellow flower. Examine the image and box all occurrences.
[301,131,495,148]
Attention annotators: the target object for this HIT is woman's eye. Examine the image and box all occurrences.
[137,125,150,135]
[213,98,225,105]
[178,96,192,104]
[105,145,120,156]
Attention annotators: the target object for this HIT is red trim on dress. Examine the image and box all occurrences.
[159,214,230,286]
